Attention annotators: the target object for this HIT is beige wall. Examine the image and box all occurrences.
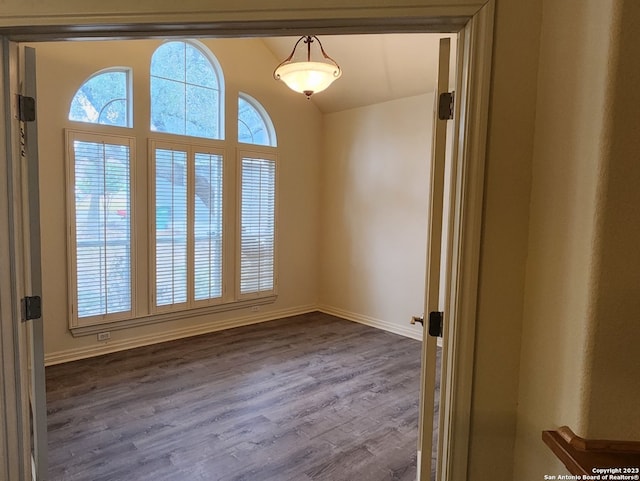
[319,93,434,340]
[34,38,322,361]
[515,0,640,478]
[514,0,612,475]
[584,0,640,440]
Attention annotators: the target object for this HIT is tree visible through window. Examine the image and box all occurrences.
[238,94,276,147]
[69,69,131,127]
[150,41,222,139]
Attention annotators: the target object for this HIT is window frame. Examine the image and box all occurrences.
[236,147,278,301]
[65,129,137,329]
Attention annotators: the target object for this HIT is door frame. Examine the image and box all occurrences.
[437,6,494,479]
[1,38,32,481]
[0,1,494,479]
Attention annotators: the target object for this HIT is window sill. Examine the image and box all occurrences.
[69,295,277,337]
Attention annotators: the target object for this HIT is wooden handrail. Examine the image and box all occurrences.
[543,426,640,476]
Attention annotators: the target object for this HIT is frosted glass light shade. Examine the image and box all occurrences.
[275,61,341,98]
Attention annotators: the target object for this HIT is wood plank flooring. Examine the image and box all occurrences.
[46,312,428,481]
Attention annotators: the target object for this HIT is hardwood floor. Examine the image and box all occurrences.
[46,312,427,481]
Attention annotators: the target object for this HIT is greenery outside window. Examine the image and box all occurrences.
[238,93,277,147]
[69,68,132,127]
[150,41,223,139]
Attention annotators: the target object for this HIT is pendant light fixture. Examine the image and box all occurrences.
[273,35,342,99]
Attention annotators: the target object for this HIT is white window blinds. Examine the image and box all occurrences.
[154,148,188,307]
[152,143,224,310]
[239,156,276,296]
[67,132,134,323]
[194,152,223,301]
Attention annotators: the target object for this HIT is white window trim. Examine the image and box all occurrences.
[65,129,137,329]
[236,147,278,301]
[68,294,277,337]
[68,136,282,337]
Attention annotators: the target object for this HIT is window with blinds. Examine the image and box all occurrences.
[194,152,223,301]
[66,131,134,324]
[64,41,280,332]
[154,148,188,307]
[239,155,276,296]
[151,142,224,311]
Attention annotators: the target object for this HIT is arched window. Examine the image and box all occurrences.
[150,41,224,139]
[69,68,131,127]
[65,40,279,330]
[238,93,277,147]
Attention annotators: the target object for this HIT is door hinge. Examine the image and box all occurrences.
[438,91,454,121]
[21,296,42,321]
[18,95,36,122]
[428,311,443,338]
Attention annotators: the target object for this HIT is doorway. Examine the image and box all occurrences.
[0,3,493,479]
[33,31,449,479]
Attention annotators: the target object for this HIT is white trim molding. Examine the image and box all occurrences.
[45,304,317,366]
[437,2,494,480]
[47,304,428,366]
[318,304,424,342]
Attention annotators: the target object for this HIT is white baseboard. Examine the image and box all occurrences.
[318,304,423,341]
[45,304,424,366]
[45,304,317,366]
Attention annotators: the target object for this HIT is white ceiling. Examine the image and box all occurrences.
[262,33,452,114]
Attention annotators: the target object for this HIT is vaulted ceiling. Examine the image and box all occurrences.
[262,33,452,114]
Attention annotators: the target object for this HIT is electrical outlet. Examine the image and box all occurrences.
[97,331,111,342]
[250,306,260,312]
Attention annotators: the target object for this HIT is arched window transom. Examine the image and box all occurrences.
[238,93,277,147]
[150,41,223,139]
[69,68,131,127]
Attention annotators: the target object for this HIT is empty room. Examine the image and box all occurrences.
[25,33,452,480]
